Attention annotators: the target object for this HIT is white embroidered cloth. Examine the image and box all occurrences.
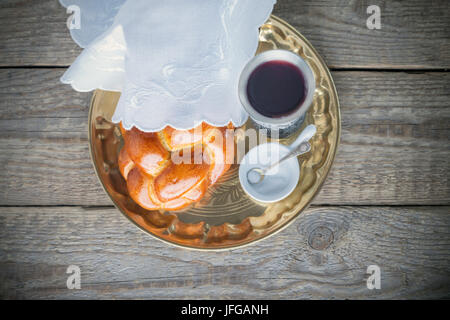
[60,0,276,132]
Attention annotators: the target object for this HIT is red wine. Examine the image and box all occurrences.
[246,60,306,118]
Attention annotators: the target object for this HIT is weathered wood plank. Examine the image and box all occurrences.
[0,0,80,67]
[0,69,449,206]
[277,0,450,69]
[0,0,449,69]
[0,206,448,299]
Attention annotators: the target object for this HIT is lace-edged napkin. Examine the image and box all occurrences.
[60,0,276,132]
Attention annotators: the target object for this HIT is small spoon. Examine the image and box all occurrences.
[247,124,316,185]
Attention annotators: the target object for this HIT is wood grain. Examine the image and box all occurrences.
[0,0,449,301]
[0,69,449,206]
[276,0,450,69]
[0,205,448,299]
[0,0,448,69]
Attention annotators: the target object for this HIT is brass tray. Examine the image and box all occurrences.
[88,15,341,250]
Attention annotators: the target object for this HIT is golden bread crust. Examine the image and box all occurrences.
[119,122,233,211]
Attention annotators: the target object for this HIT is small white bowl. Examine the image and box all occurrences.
[239,143,300,203]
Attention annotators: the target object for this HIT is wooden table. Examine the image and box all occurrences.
[0,0,449,299]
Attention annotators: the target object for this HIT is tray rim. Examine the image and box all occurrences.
[88,15,341,251]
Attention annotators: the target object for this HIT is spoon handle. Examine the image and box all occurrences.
[263,141,311,174]
[263,125,316,172]
[290,124,317,150]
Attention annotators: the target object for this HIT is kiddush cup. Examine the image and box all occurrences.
[239,50,315,138]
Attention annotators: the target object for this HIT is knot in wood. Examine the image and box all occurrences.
[308,226,334,250]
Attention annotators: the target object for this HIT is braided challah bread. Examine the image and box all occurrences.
[118,123,234,211]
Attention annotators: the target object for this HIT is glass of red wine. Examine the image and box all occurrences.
[239,50,315,138]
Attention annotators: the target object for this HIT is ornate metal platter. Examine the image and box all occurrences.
[88,15,341,250]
